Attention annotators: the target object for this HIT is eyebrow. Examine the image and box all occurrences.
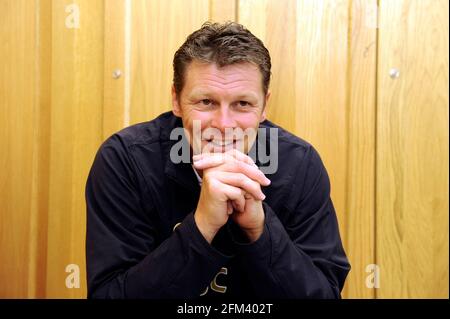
[189,90,259,101]
[188,90,212,98]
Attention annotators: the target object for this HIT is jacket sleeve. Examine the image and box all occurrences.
[86,136,231,298]
[228,145,351,299]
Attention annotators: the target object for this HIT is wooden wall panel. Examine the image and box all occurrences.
[30,0,52,299]
[377,0,449,298]
[239,0,297,133]
[0,0,448,299]
[129,0,210,125]
[294,0,350,253]
[345,0,377,299]
[210,0,237,22]
[239,0,358,297]
[238,0,267,41]
[103,0,127,140]
[45,0,104,298]
[0,0,39,298]
[104,0,237,139]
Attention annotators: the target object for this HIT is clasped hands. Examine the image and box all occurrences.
[193,149,271,244]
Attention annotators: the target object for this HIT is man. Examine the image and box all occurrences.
[86,22,350,299]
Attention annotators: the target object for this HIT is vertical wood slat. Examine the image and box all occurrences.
[209,0,237,22]
[294,2,350,258]
[294,0,355,297]
[345,0,377,299]
[129,0,210,124]
[103,0,127,140]
[267,0,297,133]
[376,0,449,298]
[27,0,52,298]
[240,0,297,134]
[0,0,39,298]
[45,0,104,298]
[239,0,357,297]
[238,0,267,41]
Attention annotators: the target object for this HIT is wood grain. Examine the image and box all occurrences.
[103,0,127,140]
[45,0,104,298]
[344,0,377,299]
[238,0,358,297]
[377,0,449,298]
[129,0,210,124]
[210,0,237,22]
[0,0,38,298]
[0,0,448,299]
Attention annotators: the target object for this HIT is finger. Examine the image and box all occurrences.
[192,151,220,161]
[233,197,245,213]
[227,201,233,215]
[231,200,238,214]
[225,149,257,168]
[215,172,265,201]
[230,160,271,186]
[244,192,253,200]
[224,151,271,186]
[194,150,257,168]
[193,154,225,169]
[194,153,271,186]
[231,198,248,213]
[217,181,246,212]
[193,152,227,163]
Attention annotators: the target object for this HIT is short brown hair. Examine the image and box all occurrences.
[173,21,271,96]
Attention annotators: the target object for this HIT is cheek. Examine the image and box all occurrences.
[235,113,262,129]
[186,110,213,130]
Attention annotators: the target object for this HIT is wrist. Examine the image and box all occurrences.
[241,224,264,243]
[194,211,219,244]
[243,228,264,243]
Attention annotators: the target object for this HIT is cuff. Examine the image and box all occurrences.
[226,203,273,263]
[178,212,233,263]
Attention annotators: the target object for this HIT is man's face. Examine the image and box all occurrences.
[172,61,270,156]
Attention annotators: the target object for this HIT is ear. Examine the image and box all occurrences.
[260,90,271,122]
[171,85,182,117]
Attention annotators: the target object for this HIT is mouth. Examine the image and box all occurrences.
[206,139,236,147]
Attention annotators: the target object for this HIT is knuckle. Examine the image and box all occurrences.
[218,153,226,161]
[237,173,246,183]
[227,153,236,163]
[235,160,244,171]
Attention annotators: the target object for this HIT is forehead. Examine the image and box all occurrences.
[182,61,264,96]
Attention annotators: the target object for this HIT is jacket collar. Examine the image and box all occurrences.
[161,115,200,194]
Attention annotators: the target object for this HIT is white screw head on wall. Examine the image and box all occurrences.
[389,68,400,79]
[112,69,122,79]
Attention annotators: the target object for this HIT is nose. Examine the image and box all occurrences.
[210,105,237,132]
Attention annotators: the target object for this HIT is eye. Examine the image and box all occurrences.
[238,101,250,107]
[201,99,212,106]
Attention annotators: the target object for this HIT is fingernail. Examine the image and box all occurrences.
[193,155,201,161]
[261,194,266,200]
[265,178,271,185]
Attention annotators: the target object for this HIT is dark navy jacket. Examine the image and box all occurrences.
[85,111,351,299]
